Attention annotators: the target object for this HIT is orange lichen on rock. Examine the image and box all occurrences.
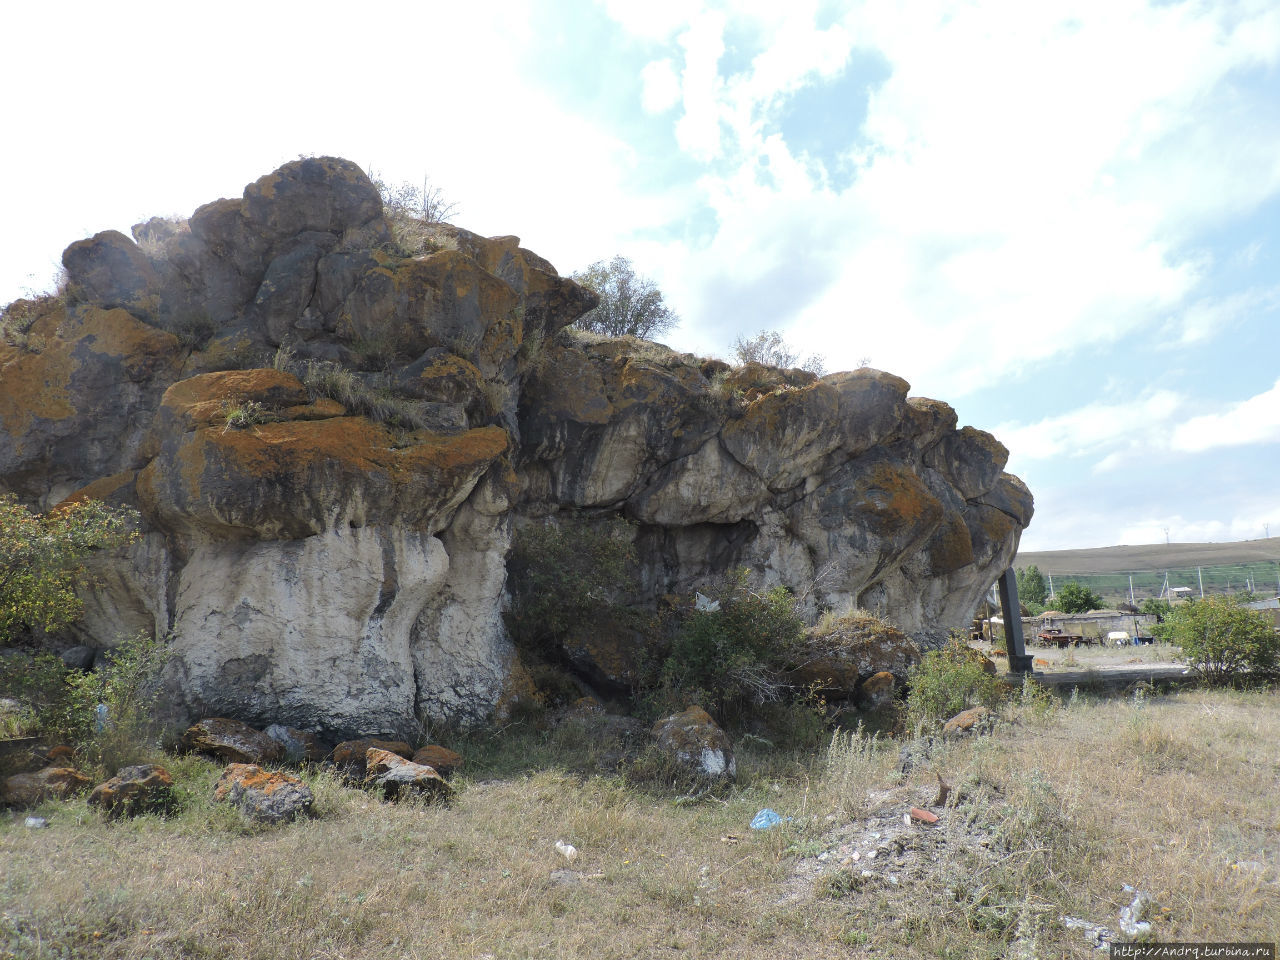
[72,308,182,381]
[924,515,976,576]
[59,470,138,507]
[281,398,346,420]
[158,369,309,428]
[861,461,945,535]
[0,336,79,439]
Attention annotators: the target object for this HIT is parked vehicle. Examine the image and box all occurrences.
[1036,627,1090,647]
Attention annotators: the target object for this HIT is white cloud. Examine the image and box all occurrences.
[997,390,1185,469]
[640,59,682,114]
[674,12,728,162]
[616,1,1280,401]
[1166,287,1280,346]
[1172,379,1280,453]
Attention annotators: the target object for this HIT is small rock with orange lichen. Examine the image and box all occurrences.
[88,764,174,819]
[942,706,993,737]
[213,763,313,823]
[364,748,453,802]
[2,766,92,808]
[331,738,413,778]
[410,745,463,778]
[181,718,285,765]
[856,671,898,711]
[651,706,736,784]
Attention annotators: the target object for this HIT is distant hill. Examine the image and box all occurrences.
[1015,538,1280,601]
[1016,538,1280,575]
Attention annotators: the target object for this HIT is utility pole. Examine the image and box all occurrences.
[1047,572,1055,603]
[1198,566,1204,599]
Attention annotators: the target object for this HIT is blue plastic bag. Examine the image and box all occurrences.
[750,808,791,830]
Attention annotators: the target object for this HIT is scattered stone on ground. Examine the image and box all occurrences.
[364,748,452,802]
[898,737,935,776]
[856,671,898,711]
[411,745,462,777]
[213,763,313,823]
[23,816,48,829]
[332,738,413,779]
[549,869,604,886]
[263,724,329,763]
[2,766,92,807]
[182,718,285,764]
[88,764,175,819]
[942,705,992,737]
[651,706,736,783]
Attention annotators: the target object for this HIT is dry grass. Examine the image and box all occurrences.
[2,687,1278,958]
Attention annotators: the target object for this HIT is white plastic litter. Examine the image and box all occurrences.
[1117,885,1155,940]
[554,840,579,862]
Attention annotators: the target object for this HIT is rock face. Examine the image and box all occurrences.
[0,157,1032,738]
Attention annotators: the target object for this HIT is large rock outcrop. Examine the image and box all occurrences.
[0,157,1032,739]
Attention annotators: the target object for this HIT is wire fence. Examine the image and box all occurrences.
[1043,561,1280,603]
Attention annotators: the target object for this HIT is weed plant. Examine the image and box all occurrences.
[905,635,1007,733]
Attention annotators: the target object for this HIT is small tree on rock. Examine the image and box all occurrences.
[732,330,825,376]
[571,256,679,339]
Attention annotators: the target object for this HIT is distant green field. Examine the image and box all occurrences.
[1044,562,1280,603]
[1015,538,1280,604]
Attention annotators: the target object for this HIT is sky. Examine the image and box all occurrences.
[2,0,1278,552]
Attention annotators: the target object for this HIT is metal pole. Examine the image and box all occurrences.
[997,568,1035,673]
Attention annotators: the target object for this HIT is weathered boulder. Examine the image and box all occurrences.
[213,763,314,823]
[410,745,463,777]
[263,725,329,763]
[332,738,412,778]
[181,718,285,764]
[364,747,452,802]
[0,155,1031,739]
[651,706,736,783]
[87,764,174,818]
[790,612,921,695]
[856,671,898,711]
[2,766,92,807]
[942,705,993,737]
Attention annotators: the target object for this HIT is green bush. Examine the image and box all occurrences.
[0,632,171,774]
[65,631,173,772]
[905,636,1005,732]
[1156,595,1278,683]
[659,572,804,724]
[1054,581,1103,614]
[1,494,139,642]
